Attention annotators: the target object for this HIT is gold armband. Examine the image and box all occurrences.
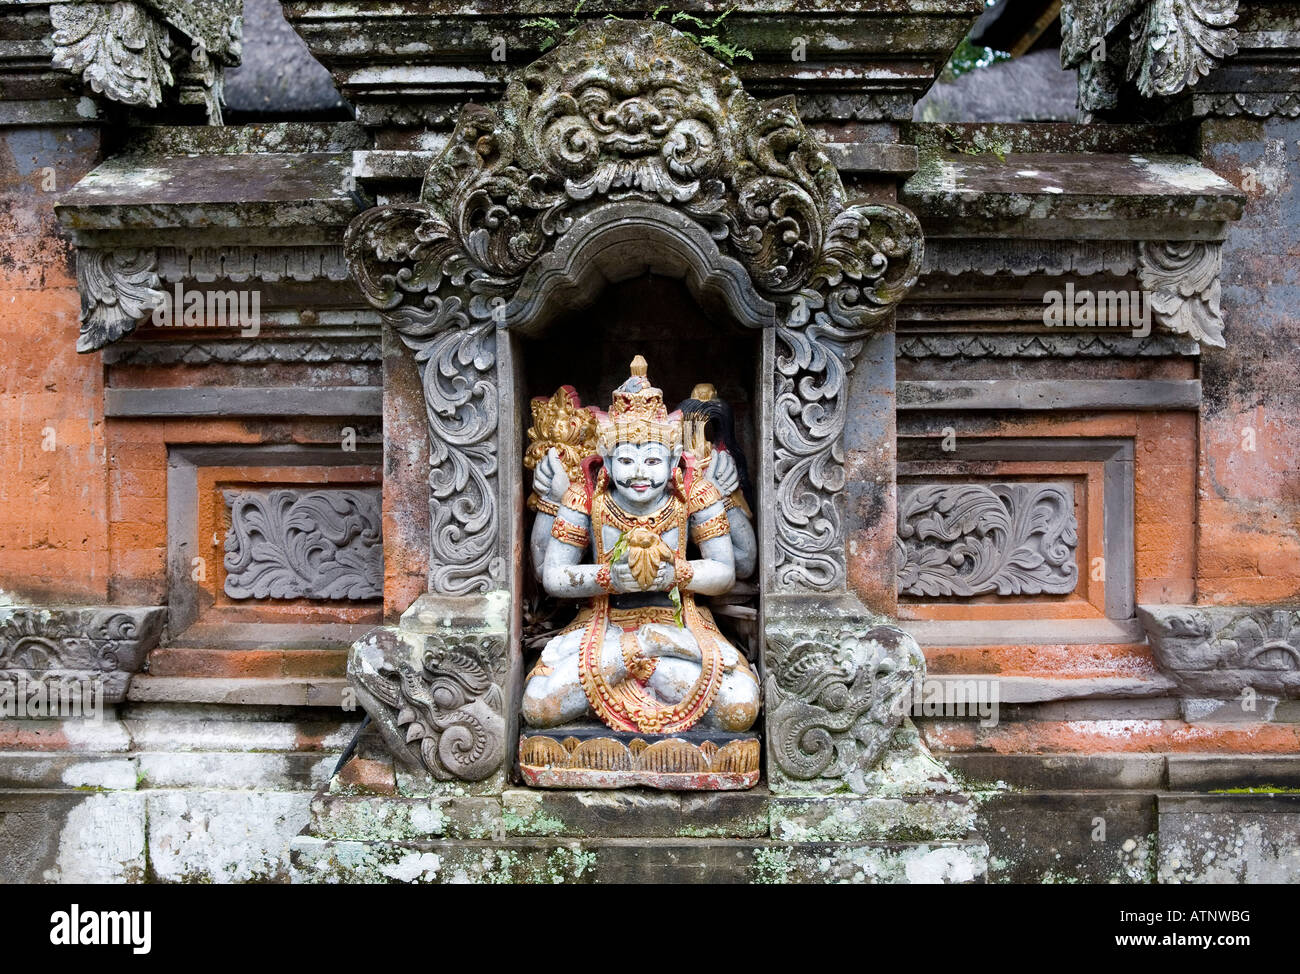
[674,557,695,588]
[686,477,723,514]
[691,510,731,544]
[551,517,590,549]
[532,495,559,516]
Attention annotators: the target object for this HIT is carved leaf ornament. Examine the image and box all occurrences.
[223,490,383,601]
[51,1,174,107]
[896,483,1079,598]
[1060,0,1239,103]
[345,21,923,595]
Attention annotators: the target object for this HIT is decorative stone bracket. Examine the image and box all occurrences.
[1138,240,1226,347]
[1139,604,1300,699]
[1060,0,1239,113]
[73,247,163,352]
[348,594,511,789]
[49,0,243,123]
[764,595,925,794]
[0,605,166,704]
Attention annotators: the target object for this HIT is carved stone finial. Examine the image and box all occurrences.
[1061,0,1240,113]
[629,354,648,378]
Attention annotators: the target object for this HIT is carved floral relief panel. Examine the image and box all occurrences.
[223,488,383,601]
[896,482,1080,599]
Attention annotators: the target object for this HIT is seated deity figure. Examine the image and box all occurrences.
[522,356,761,734]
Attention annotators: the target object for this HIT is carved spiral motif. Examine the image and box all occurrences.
[766,625,922,784]
[353,631,507,782]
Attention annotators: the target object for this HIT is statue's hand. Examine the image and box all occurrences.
[646,560,676,592]
[533,447,570,504]
[609,561,639,594]
[709,449,740,497]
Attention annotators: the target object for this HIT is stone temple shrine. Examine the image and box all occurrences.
[1,0,1299,883]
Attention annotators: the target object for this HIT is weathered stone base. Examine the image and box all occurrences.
[291,783,988,882]
[290,834,990,884]
[291,728,990,883]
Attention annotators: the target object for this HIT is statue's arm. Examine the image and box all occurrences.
[724,506,757,579]
[686,499,736,596]
[542,509,608,598]
[530,449,570,581]
[705,449,756,578]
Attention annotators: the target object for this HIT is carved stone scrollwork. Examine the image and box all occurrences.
[896,483,1080,598]
[0,605,166,703]
[1061,0,1239,112]
[765,607,924,793]
[1138,605,1300,698]
[74,248,164,353]
[223,489,383,601]
[49,0,242,121]
[350,625,508,782]
[344,20,922,596]
[51,1,174,108]
[1138,240,1226,347]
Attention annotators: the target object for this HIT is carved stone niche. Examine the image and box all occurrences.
[344,21,927,793]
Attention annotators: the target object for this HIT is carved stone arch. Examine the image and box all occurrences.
[504,200,776,335]
[344,19,924,598]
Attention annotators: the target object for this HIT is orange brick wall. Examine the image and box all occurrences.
[0,126,109,602]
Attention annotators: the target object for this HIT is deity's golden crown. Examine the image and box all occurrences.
[596,356,682,452]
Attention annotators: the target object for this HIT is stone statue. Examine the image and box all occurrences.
[522,357,760,735]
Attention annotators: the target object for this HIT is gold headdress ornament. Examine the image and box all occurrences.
[596,355,682,453]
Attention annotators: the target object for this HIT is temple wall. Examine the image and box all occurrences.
[1198,115,1300,605]
[0,125,109,603]
[1,0,1298,884]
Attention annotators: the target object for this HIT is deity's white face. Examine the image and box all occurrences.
[606,441,676,510]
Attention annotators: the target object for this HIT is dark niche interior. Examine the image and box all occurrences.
[517,274,760,474]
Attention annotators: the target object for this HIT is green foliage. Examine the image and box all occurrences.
[525,3,753,64]
[939,124,1008,162]
[941,37,1011,82]
[607,530,630,565]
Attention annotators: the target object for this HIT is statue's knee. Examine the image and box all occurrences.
[711,679,760,732]
[522,677,562,728]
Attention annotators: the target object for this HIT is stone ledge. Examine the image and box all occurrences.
[126,676,349,707]
[898,379,1201,411]
[911,674,1179,705]
[289,835,990,884]
[104,386,382,418]
[55,153,359,233]
[903,152,1245,238]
